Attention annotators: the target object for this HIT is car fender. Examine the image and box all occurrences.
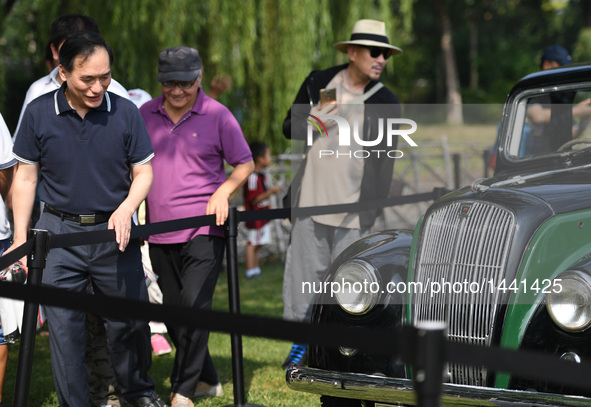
[310,229,414,378]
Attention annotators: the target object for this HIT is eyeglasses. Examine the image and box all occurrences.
[161,79,197,89]
[359,45,393,60]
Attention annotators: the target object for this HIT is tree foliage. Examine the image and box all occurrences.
[0,0,588,147]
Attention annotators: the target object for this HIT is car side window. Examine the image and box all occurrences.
[508,88,591,158]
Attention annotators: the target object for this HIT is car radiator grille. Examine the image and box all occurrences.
[412,201,515,386]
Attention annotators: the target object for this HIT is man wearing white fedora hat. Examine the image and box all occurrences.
[281,19,402,369]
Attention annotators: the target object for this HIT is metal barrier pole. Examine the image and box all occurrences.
[224,207,265,407]
[14,229,50,407]
[483,149,492,178]
[452,153,461,189]
[412,321,446,407]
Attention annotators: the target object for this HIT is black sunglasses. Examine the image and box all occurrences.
[161,79,197,89]
[359,45,393,60]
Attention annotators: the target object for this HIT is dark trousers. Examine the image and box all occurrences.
[37,212,154,407]
[149,235,224,397]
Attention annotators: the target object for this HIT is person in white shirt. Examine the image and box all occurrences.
[0,113,17,407]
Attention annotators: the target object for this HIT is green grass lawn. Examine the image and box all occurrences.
[2,262,319,406]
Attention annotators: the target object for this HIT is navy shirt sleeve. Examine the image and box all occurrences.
[13,93,51,164]
[125,104,154,166]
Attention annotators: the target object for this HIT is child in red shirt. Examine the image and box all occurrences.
[243,141,280,278]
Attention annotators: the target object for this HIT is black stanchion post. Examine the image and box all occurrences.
[452,153,461,190]
[411,321,446,407]
[224,207,265,407]
[14,229,50,407]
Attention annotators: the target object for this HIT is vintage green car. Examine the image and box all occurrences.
[287,64,591,406]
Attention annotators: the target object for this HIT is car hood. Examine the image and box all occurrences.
[469,163,591,215]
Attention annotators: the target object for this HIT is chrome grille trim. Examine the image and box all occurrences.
[412,201,515,386]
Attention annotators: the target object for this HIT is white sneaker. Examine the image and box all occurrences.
[246,267,261,278]
[194,381,223,397]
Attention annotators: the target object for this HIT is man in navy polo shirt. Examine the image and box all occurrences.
[10,32,165,407]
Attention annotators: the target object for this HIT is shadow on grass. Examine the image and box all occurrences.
[149,336,283,405]
[5,336,275,407]
[213,354,272,393]
[4,333,59,407]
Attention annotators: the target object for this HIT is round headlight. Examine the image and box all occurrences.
[333,259,380,315]
[547,270,591,332]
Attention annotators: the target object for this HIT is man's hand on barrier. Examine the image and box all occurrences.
[109,206,133,252]
[207,190,229,226]
[207,160,254,226]
[111,162,152,251]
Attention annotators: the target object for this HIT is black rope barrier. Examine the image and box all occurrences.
[1,279,591,390]
[0,240,33,271]
[3,187,590,406]
[0,188,449,407]
[0,188,445,272]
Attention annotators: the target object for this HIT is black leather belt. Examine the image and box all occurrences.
[44,205,112,225]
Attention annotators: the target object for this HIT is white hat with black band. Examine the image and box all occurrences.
[334,19,402,55]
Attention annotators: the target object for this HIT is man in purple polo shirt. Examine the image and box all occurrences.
[140,46,253,407]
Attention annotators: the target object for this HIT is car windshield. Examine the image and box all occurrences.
[506,84,591,159]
